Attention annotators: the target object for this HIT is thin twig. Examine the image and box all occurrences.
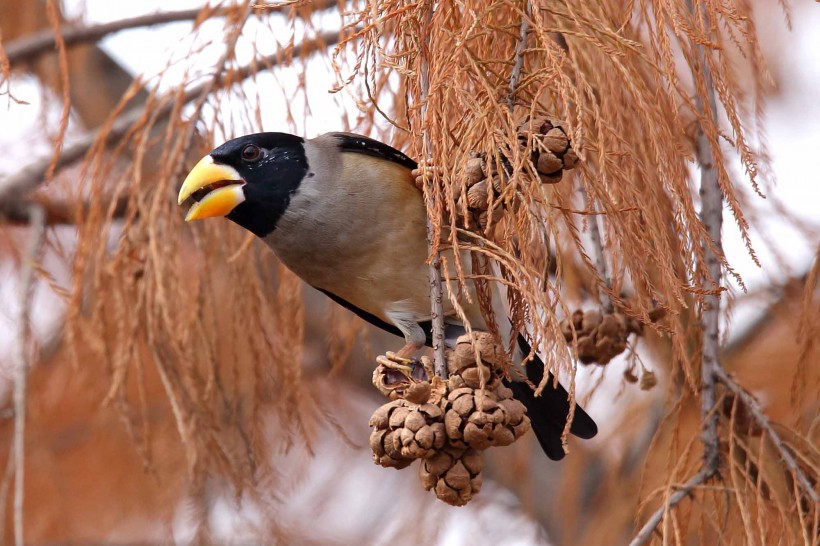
[0,30,344,208]
[629,4,725,542]
[11,204,46,546]
[715,368,820,505]
[419,4,447,379]
[628,470,712,546]
[506,0,530,112]
[4,1,337,66]
[586,196,614,313]
[689,0,723,476]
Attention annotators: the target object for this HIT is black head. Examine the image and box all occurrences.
[209,132,308,237]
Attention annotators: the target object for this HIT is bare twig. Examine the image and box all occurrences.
[586,199,614,313]
[0,195,130,225]
[689,0,723,476]
[506,1,530,112]
[10,204,47,546]
[419,4,447,379]
[628,470,712,546]
[629,4,725,542]
[6,9,210,65]
[0,30,344,208]
[4,1,337,66]
[715,368,820,505]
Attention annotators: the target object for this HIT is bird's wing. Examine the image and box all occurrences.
[328,132,418,171]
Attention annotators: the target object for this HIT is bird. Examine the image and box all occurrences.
[177,131,597,460]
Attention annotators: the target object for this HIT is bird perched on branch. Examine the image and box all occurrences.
[177,132,597,460]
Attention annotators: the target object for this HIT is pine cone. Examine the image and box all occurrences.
[447,332,505,390]
[560,309,629,365]
[372,361,431,403]
[443,384,530,450]
[517,116,579,183]
[369,399,446,466]
[451,115,579,235]
[419,446,484,507]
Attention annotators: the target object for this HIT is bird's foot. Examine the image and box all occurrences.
[410,165,443,192]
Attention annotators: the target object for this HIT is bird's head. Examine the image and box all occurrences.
[177,132,308,237]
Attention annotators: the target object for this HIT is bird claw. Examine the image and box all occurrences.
[411,165,443,191]
[376,351,415,373]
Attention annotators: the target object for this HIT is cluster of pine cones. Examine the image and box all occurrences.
[413,116,579,233]
[369,333,530,506]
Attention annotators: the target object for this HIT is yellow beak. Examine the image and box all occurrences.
[178,155,246,221]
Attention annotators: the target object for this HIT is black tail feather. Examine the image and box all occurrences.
[511,335,598,460]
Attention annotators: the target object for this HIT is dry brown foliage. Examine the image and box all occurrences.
[0,0,818,544]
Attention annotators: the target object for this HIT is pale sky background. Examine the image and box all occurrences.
[0,2,818,544]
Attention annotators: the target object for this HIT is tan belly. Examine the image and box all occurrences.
[264,153,434,324]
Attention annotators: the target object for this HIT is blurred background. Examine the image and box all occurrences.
[0,1,818,544]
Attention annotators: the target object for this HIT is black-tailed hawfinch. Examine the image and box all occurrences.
[177,132,597,460]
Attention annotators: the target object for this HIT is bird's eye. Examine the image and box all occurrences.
[241,144,262,163]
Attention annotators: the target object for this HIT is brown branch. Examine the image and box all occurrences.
[628,470,712,546]
[506,0,530,112]
[4,0,338,66]
[0,30,344,213]
[690,0,723,478]
[419,6,447,379]
[6,8,212,65]
[0,195,130,225]
[10,204,46,546]
[630,3,725,542]
[715,368,820,505]
[587,201,614,313]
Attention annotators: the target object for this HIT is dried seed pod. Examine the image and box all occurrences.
[560,309,636,366]
[372,360,429,401]
[419,446,484,507]
[369,428,413,469]
[562,148,579,169]
[447,333,504,389]
[543,127,569,154]
[466,180,490,210]
[392,403,447,459]
[465,157,486,186]
[581,310,603,332]
[536,151,563,175]
[623,367,639,383]
[639,369,658,391]
[369,402,413,468]
[477,206,503,231]
[490,173,504,194]
[538,171,563,184]
[443,386,529,450]
[404,381,433,405]
[519,115,549,138]
[369,399,446,465]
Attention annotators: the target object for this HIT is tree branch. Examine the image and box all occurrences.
[11,204,46,546]
[6,8,217,65]
[0,195,130,225]
[630,3,725,542]
[628,470,712,546]
[419,5,447,379]
[506,0,530,112]
[0,30,344,213]
[690,0,723,478]
[4,0,337,66]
